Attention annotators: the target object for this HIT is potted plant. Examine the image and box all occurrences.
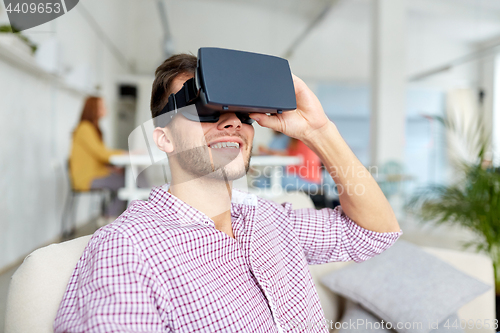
[409,163,500,278]
[0,24,37,55]
[408,100,500,317]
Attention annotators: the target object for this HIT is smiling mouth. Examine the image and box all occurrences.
[208,141,241,149]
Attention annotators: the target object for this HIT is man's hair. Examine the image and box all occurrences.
[150,54,197,126]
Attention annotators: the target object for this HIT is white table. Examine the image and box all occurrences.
[110,154,301,204]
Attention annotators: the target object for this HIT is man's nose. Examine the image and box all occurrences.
[217,113,242,130]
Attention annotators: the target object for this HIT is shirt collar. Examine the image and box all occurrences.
[147,184,257,226]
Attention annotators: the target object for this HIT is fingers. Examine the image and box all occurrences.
[291,73,308,96]
[249,113,283,132]
[292,74,324,115]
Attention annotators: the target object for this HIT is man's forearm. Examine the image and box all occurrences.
[303,122,400,233]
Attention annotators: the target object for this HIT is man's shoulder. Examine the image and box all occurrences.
[91,199,184,243]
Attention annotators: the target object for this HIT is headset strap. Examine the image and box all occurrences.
[158,77,199,116]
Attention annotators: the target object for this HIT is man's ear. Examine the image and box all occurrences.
[153,126,174,154]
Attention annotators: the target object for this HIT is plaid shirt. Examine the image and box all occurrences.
[54,185,402,332]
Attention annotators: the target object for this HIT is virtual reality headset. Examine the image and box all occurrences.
[155,47,296,126]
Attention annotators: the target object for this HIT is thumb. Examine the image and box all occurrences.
[249,113,283,132]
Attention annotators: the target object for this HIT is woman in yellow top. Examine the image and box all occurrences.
[70,96,126,217]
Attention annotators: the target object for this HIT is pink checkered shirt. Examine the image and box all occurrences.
[54,185,402,332]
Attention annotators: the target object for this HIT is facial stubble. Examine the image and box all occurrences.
[170,129,253,183]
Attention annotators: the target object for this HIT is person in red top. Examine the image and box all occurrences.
[259,136,323,193]
[286,137,322,183]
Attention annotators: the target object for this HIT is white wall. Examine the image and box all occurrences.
[0,0,134,271]
[0,64,84,269]
[1,0,498,271]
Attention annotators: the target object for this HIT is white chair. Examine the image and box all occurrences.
[5,235,92,333]
[61,160,109,237]
[6,192,494,333]
[272,192,495,332]
[3,192,313,333]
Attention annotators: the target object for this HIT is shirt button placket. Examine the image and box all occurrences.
[266,294,283,333]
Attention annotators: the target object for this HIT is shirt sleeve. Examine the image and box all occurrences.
[287,204,403,264]
[53,230,173,333]
[76,122,122,164]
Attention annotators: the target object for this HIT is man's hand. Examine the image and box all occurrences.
[248,75,330,141]
[250,74,400,234]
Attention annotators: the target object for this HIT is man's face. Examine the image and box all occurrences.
[164,73,255,182]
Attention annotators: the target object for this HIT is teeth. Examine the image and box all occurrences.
[210,141,240,149]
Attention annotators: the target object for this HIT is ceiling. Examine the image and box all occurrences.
[134,0,500,84]
[5,0,500,84]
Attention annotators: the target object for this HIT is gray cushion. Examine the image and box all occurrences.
[338,301,463,333]
[320,240,490,333]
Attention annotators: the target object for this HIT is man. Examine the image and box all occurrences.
[54,53,402,332]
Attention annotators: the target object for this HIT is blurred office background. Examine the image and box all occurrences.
[1,0,500,328]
